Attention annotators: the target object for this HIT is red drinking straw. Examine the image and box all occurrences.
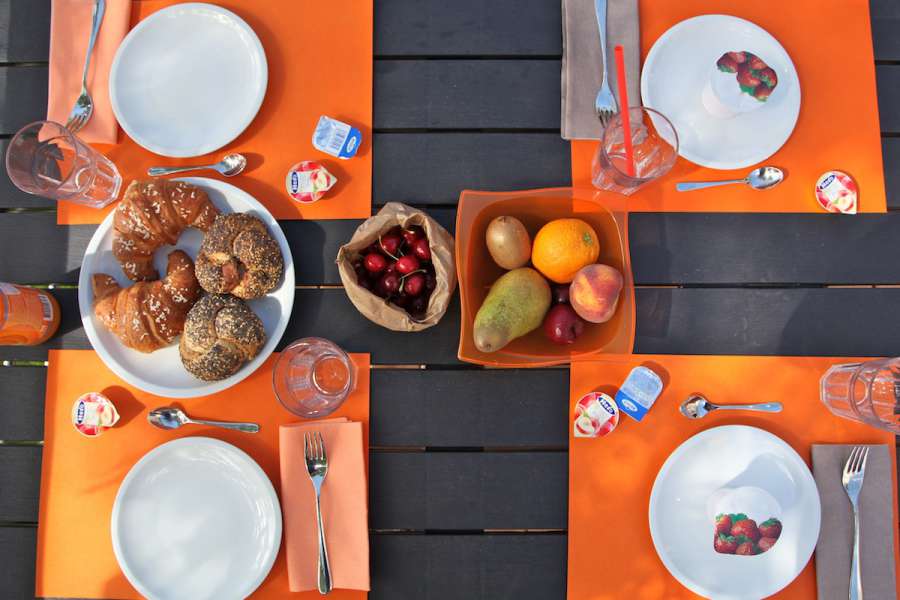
[613,45,635,177]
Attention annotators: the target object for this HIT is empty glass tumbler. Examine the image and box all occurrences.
[592,107,679,195]
[6,120,122,208]
[273,338,356,418]
[820,358,900,433]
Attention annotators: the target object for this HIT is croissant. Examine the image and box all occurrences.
[113,179,219,281]
[195,213,284,299]
[92,250,202,353]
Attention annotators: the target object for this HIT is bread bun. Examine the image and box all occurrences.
[195,213,284,299]
[179,294,266,381]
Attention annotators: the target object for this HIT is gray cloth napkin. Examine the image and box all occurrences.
[561,0,640,140]
[812,444,897,600]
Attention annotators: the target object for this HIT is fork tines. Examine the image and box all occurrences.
[844,445,869,477]
[304,431,326,460]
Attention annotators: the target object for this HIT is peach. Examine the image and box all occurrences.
[569,264,623,323]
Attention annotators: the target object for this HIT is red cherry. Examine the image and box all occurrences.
[424,273,437,293]
[552,285,570,304]
[377,273,401,296]
[408,295,428,317]
[403,273,426,297]
[393,293,411,308]
[357,277,373,292]
[384,261,398,275]
[364,252,388,274]
[412,238,431,261]
[379,234,402,257]
[402,226,424,245]
[396,255,420,275]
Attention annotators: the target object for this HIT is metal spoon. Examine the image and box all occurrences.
[675,166,784,192]
[679,394,783,419]
[147,153,247,178]
[147,406,259,433]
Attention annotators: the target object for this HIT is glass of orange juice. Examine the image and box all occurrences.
[273,338,356,418]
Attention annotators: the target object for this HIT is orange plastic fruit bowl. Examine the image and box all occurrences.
[456,187,635,367]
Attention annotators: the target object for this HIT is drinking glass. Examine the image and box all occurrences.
[6,120,122,207]
[273,338,356,418]
[592,107,679,195]
[820,358,900,433]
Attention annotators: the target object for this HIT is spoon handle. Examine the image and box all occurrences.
[189,418,260,433]
[147,164,215,177]
[716,402,783,413]
[676,179,745,192]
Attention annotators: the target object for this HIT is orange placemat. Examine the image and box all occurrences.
[58,0,373,225]
[568,355,900,599]
[35,349,371,600]
[571,0,886,213]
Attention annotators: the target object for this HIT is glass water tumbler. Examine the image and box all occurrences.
[592,107,679,196]
[273,337,356,418]
[6,120,122,208]
[820,358,900,433]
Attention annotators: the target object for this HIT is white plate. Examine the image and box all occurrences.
[78,177,295,398]
[110,3,267,157]
[641,15,801,170]
[649,425,820,600]
[112,437,282,600]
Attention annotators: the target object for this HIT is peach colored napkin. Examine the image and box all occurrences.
[279,418,370,592]
[47,0,132,143]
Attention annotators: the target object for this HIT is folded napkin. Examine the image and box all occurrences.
[279,418,370,592]
[812,445,897,600]
[561,0,640,140]
[47,0,132,144]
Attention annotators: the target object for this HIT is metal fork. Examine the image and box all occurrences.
[842,446,869,600]
[65,0,106,133]
[304,431,333,595]
[593,0,618,128]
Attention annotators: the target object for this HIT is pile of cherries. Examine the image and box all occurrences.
[353,224,437,319]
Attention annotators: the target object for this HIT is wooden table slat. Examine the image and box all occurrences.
[0,527,38,600]
[0,367,46,441]
[0,446,41,523]
[0,0,50,62]
[371,452,567,530]
[370,534,566,600]
[636,287,900,356]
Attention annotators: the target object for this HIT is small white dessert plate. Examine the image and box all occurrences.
[110,3,268,157]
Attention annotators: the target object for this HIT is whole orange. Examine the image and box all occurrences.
[531,218,601,283]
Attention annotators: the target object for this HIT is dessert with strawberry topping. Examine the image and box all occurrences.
[712,512,782,555]
[704,50,779,117]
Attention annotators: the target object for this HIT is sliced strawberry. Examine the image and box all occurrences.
[747,53,767,71]
[731,518,761,542]
[714,513,733,536]
[716,54,738,73]
[759,518,782,539]
[757,537,778,553]
[727,51,748,64]
[757,67,778,87]
[714,533,738,554]
[736,541,759,555]
[753,84,773,102]
[736,65,761,89]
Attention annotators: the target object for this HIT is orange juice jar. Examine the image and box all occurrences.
[0,283,60,345]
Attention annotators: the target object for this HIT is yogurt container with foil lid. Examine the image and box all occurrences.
[312,115,362,159]
[574,392,619,438]
[72,392,120,437]
[615,366,663,422]
[286,161,336,203]
[815,170,857,214]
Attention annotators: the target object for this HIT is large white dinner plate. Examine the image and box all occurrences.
[78,177,295,398]
[649,426,820,600]
[641,15,801,170]
[112,437,282,600]
[109,3,267,157]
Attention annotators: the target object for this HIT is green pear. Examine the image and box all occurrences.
[473,268,551,353]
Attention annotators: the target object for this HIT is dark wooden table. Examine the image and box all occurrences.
[0,1,898,598]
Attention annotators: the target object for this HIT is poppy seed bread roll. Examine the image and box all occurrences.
[195,213,284,299]
[179,294,266,381]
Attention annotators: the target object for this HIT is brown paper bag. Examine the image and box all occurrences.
[336,202,457,332]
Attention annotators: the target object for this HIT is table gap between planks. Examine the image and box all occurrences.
[0,1,898,598]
